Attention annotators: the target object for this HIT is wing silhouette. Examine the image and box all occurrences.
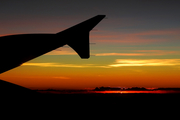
[0,15,106,74]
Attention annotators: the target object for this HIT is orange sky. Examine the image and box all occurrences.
[1,1,180,89]
[1,55,180,89]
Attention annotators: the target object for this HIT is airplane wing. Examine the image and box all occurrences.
[0,15,106,74]
[57,15,106,58]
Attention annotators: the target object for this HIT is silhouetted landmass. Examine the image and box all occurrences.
[94,86,147,91]
[1,82,180,110]
[126,87,147,90]
[94,86,121,91]
[1,80,180,110]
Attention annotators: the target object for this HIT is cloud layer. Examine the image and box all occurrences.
[109,59,180,67]
[22,59,180,68]
[22,62,108,68]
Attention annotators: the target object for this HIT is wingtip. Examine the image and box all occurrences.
[80,55,90,59]
[97,14,106,16]
[97,15,106,18]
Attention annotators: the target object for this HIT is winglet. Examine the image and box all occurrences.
[57,15,106,58]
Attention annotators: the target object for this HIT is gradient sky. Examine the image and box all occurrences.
[1,0,180,89]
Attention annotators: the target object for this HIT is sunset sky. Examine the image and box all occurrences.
[1,0,180,89]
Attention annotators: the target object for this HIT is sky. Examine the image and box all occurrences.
[1,0,180,89]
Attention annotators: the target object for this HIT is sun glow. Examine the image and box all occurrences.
[94,90,180,94]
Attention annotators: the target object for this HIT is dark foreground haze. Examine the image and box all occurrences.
[1,80,179,105]
[1,79,180,116]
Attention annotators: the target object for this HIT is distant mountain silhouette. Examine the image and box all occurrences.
[0,79,38,96]
[94,86,148,91]
[126,87,147,90]
[94,86,122,91]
